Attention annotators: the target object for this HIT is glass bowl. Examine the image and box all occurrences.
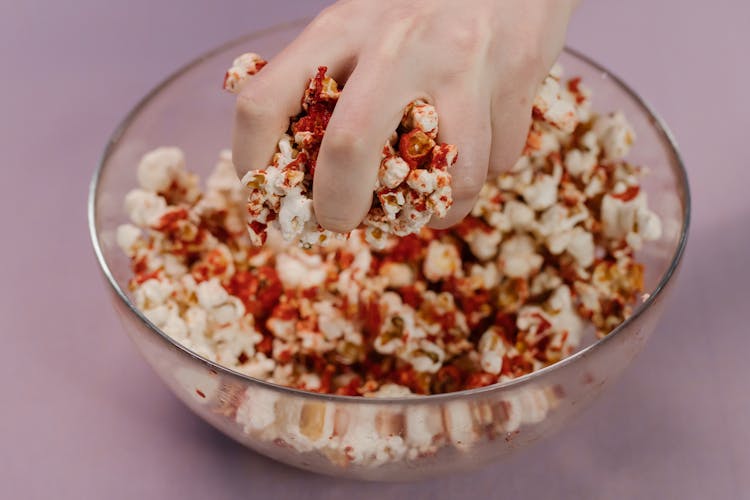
[88,19,690,481]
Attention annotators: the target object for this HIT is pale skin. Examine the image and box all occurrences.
[232,0,578,231]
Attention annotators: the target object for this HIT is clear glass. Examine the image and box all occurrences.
[88,19,690,481]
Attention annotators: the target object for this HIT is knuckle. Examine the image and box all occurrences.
[235,80,275,122]
[504,40,545,82]
[308,5,344,34]
[322,126,368,159]
[446,18,491,57]
[452,172,486,201]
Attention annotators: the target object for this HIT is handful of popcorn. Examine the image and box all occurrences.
[224,53,455,249]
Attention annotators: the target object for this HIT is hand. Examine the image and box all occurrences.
[232,0,577,231]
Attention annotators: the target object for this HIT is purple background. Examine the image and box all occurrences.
[2,1,748,498]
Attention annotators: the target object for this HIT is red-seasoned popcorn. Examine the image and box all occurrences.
[223,55,457,249]
[222,52,267,93]
[119,58,663,467]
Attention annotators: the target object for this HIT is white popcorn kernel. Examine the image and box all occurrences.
[547,285,584,347]
[236,353,276,379]
[233,52,265,72]
[235,386,280,434]
[393,204,432,236]
[401,100,438,137]
[478,327,506,375]
[566,226,595,268]
[212,296,246,325]
[278,186,314,240]
[206,151,243,197]
[223,52,266,93]
[374,293,418,355]
[185,306,208,339]
[277,399,337,451]
[124,189,167,226]
[537,204,589,255]
[601,190,655,241]
[529,267,563,296]
[493,386,523,433]
[379,262,415,288]
[364,225,390,250]
[428,183,452,218]
[267,315,296,341]
[470,262,500,289]
[564,148,597,179]
[504,200,536,230]
[518,388,550,425]
[367,383,413,398]
[275,251,327,289]
[521,168,561,211]
[499,234,543,279]
[593,111,635,161]
[162,253,188,279]
[134,278,174,309]
[378,156,410,189]
[405,405,445,454]
[423,241,462,282]
[314,301,354,341]
[137,147,186,193]
[195,278,230,309]
[334,406,407,466]
[637,207,662,241]
[379,189,406,220]
[116,224,142,257]
[533,76,578,133]
[143,304,169,327]
[406,169,438,194]
[373,321,406,355]
[443,401,478,451]
[405,339,444,373]
[297,373,322,391]
[162,307,189,339]
[464,227,502,262]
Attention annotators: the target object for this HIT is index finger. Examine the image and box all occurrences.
[231,21,354,178]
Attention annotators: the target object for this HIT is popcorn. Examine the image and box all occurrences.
[137,147,185,193]
[116,224,143,257]
[601,188,662,249]
[423,240,462,282]
[119,60,663,468]
[124,189,167,227]
[478,327,507,375]
[593,111,635,161]
[499,235,544,279]
[533,75,578,133]
[378,156,410,189]
[225,56,457,247]
[379,262,415,288]
[442,401,479,451]
[222,52,266,93]
[401,99,438,138]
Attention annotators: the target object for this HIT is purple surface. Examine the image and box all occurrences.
[1,1,748,498]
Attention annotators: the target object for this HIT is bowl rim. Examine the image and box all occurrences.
[88,17,691,404]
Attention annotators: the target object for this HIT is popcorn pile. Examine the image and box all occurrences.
[118,61,661,400]
[224,53,456,248]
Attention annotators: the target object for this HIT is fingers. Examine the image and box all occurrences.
[428,88,492,229]
[487,86,534,175]
[313,61,415,232]
[232,20,354,179]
